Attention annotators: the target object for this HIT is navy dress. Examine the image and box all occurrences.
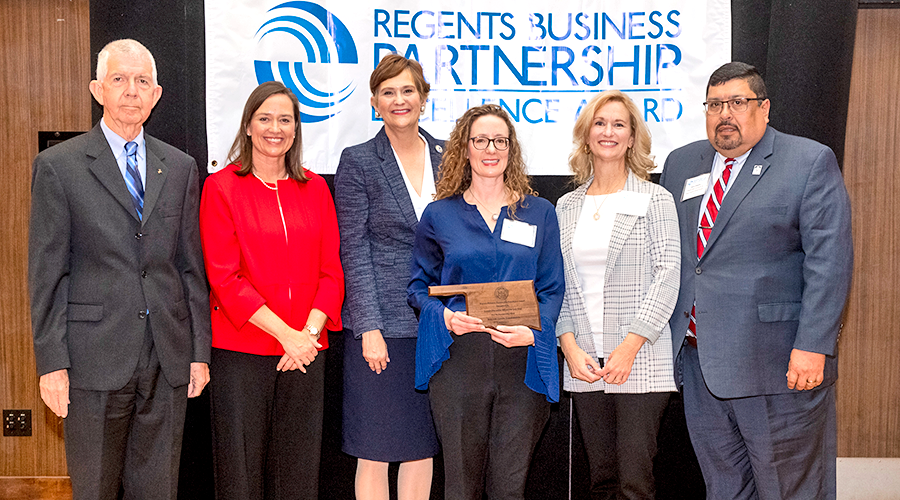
[335,128,442,462]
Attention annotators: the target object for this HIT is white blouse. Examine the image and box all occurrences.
[392,134,435,220]
[572,194,618,354]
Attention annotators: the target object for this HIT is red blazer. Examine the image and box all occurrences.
[200,164,344,355]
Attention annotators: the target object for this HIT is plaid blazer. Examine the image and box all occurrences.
[556,172,679,393]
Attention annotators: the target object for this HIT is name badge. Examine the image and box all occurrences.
[615,192,651,216]
[681,173,710,201]
[500,219,536,248]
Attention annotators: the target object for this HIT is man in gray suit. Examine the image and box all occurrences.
[659,62,852,499]
[29,39,210,499]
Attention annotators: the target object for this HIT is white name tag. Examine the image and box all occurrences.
[681,173,710,201]
[500,219,536,248]
[615,192,651,216]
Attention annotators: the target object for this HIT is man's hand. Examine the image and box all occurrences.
[188,362,210,397]
[40,369,69,417]
[786,348,825,391]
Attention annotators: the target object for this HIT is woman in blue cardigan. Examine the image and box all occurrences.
[408,104,565,500]
[335,54,442,500]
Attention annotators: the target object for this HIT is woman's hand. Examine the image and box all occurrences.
[275,327,321,373]
[443,308,485,335]
[361,329,390,374]
[597,333,645,385]
[277,354,301,371]
[249,306,328,373]
[559,333,602,383]
[489,325,535,348]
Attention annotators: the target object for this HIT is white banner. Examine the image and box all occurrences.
[206,0,730,175]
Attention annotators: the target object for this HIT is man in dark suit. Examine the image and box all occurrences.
[659,62,852,499]
[29,39,211,500]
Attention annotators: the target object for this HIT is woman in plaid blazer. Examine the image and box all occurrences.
[556,91,680,500]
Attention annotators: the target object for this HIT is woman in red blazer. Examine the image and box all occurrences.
[200,81,344,500]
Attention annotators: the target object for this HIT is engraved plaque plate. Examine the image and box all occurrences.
[428,280,541,331]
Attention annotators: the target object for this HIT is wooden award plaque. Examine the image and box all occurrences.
[428,280,542,330]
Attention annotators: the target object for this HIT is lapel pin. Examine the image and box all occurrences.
[157,169,162,174]
[752,164,762,175]
[435,145,443,153]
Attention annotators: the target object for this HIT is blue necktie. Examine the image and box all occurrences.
[124,141,144,220]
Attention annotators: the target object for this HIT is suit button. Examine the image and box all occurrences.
[684,311,689,318]
[135,233,142,240]
[695,267,702,275]
[138,311,147,319]
[141,270,148,278]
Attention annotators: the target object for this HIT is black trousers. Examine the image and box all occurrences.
[572,391,671,500]
[65,327,187,500]
[209,348,325,500]
[429,332,550,500]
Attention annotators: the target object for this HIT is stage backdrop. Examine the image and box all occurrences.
[205,0,730,175]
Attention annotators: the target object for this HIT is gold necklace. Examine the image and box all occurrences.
[468,189,501,221]
[590,193,613,221]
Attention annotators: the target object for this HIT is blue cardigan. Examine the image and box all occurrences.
[407,194,565,402]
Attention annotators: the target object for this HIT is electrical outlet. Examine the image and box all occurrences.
[3,409,32,437]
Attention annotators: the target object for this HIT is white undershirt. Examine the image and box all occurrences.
[572,194,618,353]
[392,134,435,220]
[695,150,751,230]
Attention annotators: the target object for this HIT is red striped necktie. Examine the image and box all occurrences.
[687,157,735,343]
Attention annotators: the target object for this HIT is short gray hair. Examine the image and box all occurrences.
[96,39,158,85]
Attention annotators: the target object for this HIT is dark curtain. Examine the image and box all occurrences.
[88,1,859,499]
[731,0,857,168]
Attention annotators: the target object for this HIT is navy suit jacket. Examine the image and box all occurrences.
[659,126,852,398]
[335,127,444,339]
[29,124,211,390]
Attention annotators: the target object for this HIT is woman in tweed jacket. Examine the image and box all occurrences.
[335,55,441,500]
[556,91,680,500]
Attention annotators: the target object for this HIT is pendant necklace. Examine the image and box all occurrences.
[591,194,611,221]
[469,189,501,221]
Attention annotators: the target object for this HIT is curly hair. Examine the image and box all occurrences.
[435,104,535,219]
[569,90,655,184]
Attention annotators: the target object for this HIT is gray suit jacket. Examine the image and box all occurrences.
[29,123,211,390]
[556,172,680,393]
[335,127,443,339]
[659,126,852,398]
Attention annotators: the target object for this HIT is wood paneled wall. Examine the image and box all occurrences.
[0,0,90,476]
[837,8,900,457]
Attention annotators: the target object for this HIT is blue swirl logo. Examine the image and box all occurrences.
[254,1,359,123]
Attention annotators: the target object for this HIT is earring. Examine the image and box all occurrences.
[582,143,591,155]
[626,147,634,159]
[374,110,381,119]
[421,105,426,115]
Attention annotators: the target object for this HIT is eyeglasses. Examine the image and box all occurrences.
[469,137,510,151]
[703,97,766,115]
